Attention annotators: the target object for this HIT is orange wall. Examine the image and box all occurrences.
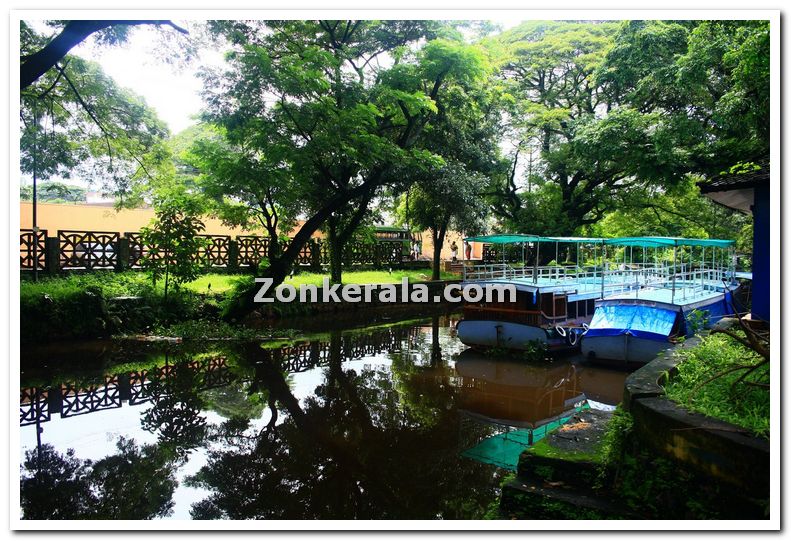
[415,230,483,261]
[20,202,256,236]
[20,202,482,260]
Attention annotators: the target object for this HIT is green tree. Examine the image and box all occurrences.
[20,438,177,520]
[486,22,691,234]
[586,176,751,242]
[400,162,489,279]
[199,21,488,315]
[183,124,301,264]
[599,20,769,173]
[20,22,172,201]
[139,193,208,300]
[485,20,769,236]
[19,181,86,202]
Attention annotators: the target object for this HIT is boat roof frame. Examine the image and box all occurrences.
[464,234,734,248]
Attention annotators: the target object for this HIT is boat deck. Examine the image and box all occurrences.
[465,274,647,300]
[600,282,734,308]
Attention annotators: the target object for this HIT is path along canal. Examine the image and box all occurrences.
[19,314,627,520]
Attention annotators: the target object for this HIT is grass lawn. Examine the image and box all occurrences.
[183,269,457,294]
[21,269,459,298]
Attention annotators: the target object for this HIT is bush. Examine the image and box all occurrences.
[20,272,204,343]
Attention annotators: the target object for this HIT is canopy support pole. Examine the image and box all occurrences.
[533,242,539,284]
[600,244,606,298]
[671,244,677,304]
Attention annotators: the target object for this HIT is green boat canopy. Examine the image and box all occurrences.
[602,236,735,248]
[464,234,604,244]
[463,234,538,244]
[464,234,733,248]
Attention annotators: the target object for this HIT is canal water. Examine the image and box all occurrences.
[19,314,627,520]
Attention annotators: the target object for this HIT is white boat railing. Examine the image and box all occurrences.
[462,261,735,303]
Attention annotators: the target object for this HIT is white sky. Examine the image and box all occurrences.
[67,20,523,137]
[71,24,218,135]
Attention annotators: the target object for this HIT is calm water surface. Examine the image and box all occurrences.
[19,315,627,520]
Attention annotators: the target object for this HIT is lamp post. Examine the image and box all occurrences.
[31,105,39,283]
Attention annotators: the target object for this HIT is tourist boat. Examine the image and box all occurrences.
[455,234,665,353]
[580,237,739,365]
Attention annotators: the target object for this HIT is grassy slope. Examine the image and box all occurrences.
[664,332,769,437]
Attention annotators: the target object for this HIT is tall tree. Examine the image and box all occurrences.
[199,21,489,315]
[486,22,688,234]
[399,162,489,279]
[484,20,771,236]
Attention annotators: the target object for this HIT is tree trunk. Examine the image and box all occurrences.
[222,175,381,321]
[327,217,343,285]
[431,224,448,281]
[430,315,442,366]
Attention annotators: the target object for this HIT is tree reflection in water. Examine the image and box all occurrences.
[140,355,210,459]
[187,318,504,520]
[20,438,178,520]
[19,316,509,520]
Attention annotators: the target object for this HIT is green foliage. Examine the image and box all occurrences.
[199,20,497,297]
[586,176,751,244]
[664,331,769,437]
[152,319,263,341]
[598,407,634,471]
[19,272,203,342]
[19,181,86,203]
[521,339,549,362]
[19,22,170,198]
[685,309,710,335]
[486,19,769,237]
[402,161,490,242]
[140,194,209,299]
[524,437,600,464]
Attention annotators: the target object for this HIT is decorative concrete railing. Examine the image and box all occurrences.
[19,229,415,274]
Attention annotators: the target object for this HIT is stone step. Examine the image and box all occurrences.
[500,477,643,520]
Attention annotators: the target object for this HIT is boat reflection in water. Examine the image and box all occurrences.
[452,349,623,470]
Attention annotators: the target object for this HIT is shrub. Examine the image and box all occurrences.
[20,272,203,343]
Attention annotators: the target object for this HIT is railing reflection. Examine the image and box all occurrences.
[20,324,425,427]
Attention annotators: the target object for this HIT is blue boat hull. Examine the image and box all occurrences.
[580,291,734,365]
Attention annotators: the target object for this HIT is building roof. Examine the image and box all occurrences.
[697,160,769,213]
[698,160,769,194]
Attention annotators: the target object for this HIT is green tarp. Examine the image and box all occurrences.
[463,234,734,248]
[603,236,735,248]
[461,403,591,470]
